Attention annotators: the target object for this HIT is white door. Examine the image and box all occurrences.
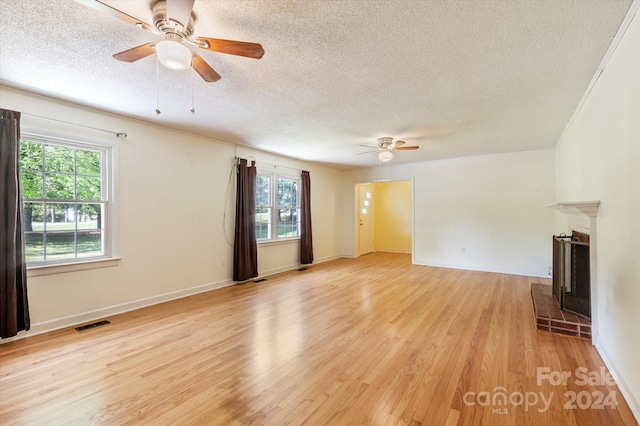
[358,184,375,255]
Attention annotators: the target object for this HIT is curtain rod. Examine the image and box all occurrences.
[236,156,303,174]
[22,113,127,138]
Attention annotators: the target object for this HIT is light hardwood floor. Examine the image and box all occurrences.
[0,253,637,425]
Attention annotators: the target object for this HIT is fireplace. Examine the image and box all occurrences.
[541,200,599,339]
[552,231,590,320]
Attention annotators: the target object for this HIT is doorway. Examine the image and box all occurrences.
[356,180,413,257]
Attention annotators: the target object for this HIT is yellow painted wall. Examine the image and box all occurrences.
[374,180,412,253]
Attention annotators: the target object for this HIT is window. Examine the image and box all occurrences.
[255,175,271,240]
[19,136,112,266]
[255,174,300,242]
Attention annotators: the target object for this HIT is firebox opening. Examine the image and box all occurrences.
[552,231,591,320]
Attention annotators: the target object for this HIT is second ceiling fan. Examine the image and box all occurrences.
[76,0,265,82]
[361,137,419,162]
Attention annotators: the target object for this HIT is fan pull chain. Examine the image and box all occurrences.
[190,66,195,114]
[155,56,161,115]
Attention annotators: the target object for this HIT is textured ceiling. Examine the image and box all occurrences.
[0,0,634,169]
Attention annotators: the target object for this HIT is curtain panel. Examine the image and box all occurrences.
[0,109,30,338]
[300,170,314,265]
[233,158,258,281]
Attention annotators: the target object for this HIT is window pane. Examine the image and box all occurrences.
[45,231,76,261]
[256,175,270,206]
[24,232,44,263]
[45,202,76,231]
[45,145,74,173]
[78,203,103,230]
[77,230,103,258]
[277,208,299,238]
[76,149,101,176]
[256,207,270,240]
[276,178,298,208]
[20,141,43,172]
[45,173,74,200]
[76,176,101,201]
[21,171,43,199]
[23,202,45,232]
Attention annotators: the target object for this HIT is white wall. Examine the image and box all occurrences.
[555,8,640,419]
[341,149,556,277]
[0,85,342,336]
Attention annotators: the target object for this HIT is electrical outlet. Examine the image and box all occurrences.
[220,258,226,266]
[461,247,466,253]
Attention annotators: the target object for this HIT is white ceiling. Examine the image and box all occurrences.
[0,0,634,169]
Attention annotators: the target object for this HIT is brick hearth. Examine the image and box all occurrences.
[531,283,591,339]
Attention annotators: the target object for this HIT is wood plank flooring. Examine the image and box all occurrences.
[0,253,637,425]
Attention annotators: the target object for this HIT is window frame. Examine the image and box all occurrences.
[256,172,301,244]
[19,132,118,274]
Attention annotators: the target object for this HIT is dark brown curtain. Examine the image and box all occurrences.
[0,109,30,338]
[300,170,313,265]
[233,158,258,281]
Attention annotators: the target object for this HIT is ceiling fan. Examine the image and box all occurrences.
[76,0,264,83]
[361,137,419,162]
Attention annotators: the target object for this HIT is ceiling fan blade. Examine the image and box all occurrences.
[196,37,265,59]
[75,0,156,33]
[113,43,156,62]
[358,150,377,155]
[192,52,221,82]
[396,146,419,151]
[166,0,195,28]
[394,140,406,147]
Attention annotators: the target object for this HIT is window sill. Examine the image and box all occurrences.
[27,257,121,277]
[257,237,300,247]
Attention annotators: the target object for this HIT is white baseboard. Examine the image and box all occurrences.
[256,263,301,278]
[255,254,342,279]
[413,260,550,279]
[1,278,235,344]
[313,254,341,264]
[595,336,640,423]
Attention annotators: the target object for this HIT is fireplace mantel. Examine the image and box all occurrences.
[545,201,600,218]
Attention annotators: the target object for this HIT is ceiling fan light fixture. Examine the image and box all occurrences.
[156,38,192,70]
[378,150,393,162]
